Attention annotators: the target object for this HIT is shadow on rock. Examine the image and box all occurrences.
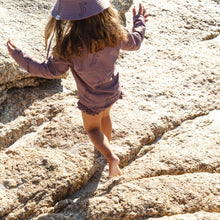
[34,148,108,220]
[0,79,63,124]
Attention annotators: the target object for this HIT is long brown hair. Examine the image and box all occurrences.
[45,7,127,59]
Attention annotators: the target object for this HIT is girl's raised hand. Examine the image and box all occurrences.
[133,3,149,22]
[7,39,17,55]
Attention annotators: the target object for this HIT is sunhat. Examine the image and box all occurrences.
[52,0,111,20]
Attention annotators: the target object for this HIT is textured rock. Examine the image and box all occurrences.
[111,0,133,13]
[34,110,220,219]
[148,212,220,220]
[0,0,58,105]
[55,173,219,219]
[0,94,99,219]
[0,0,220,219]
[0,146,96,219]
[111,0,133,24]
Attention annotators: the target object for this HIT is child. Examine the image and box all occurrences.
[7,0,148,177]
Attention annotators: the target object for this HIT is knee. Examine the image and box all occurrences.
[84,127,100,136]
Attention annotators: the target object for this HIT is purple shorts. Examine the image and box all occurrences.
[77,92,123,116]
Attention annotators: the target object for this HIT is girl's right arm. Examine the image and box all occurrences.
[7,40,70,79]
[121,4,149,51]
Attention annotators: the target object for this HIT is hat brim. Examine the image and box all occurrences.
[52,0,111,20]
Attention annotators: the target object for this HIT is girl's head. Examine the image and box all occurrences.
[45,0,127,59]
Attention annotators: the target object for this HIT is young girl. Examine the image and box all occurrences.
[7,0,148,177]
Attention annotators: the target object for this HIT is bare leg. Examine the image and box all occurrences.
[82,107,122,177]
[101,106,112,141]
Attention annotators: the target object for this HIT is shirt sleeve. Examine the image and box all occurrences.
[11,49,71,79]
[120,15,146,51]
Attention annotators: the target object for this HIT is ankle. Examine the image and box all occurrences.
[108,154,120,164]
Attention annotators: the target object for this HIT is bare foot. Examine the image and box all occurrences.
[109,156,122,177]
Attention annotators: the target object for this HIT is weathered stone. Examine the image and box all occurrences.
[0,146,97,219]
[110,0,133,24]
[111,0,133,13]
[148,212,220,220]
[35,111,220,220]
[0,0,219,219]
[0,0,58,105]
[0,99,99,219]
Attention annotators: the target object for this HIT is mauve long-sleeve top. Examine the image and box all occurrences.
[11,15,146,115]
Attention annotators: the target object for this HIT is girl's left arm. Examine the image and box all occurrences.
[7,40,70,79]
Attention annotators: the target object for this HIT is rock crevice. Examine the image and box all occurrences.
[0,0,219,219]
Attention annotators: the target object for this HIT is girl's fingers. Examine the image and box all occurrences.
[133,7,136,16]
[144,14,150,18]
[7,40,16,49]
[138,3,142,15]
[7,40,17,55]
[7,41,12,49]
[133,3,149,22]
[8,41,15,48]
[7,45,13,55]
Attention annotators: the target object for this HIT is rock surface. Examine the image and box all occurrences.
[0,0,56,105]
[111,0,133,24]
[0,0,220,219]
[34,111,220,220]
